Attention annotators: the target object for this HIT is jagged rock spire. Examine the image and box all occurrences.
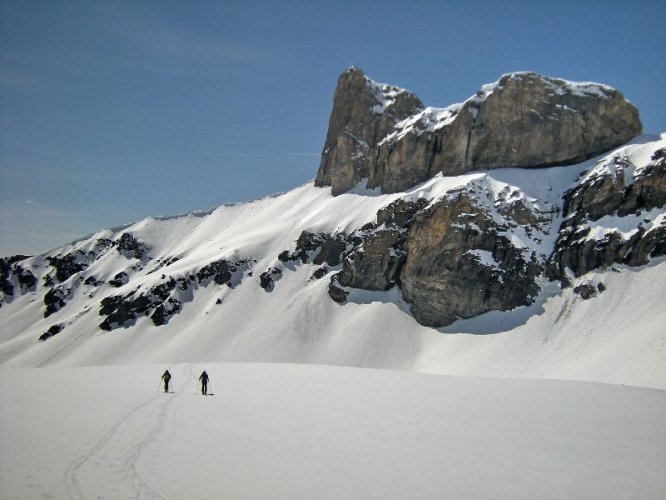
[314,67,424,195]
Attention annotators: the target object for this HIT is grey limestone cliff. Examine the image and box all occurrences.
[316,68,642,195]
[314,67,424,195]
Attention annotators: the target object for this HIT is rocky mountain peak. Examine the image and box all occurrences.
[316,68,642,195]
[314,67,424,195]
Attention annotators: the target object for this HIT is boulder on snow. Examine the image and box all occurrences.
[109,271,129,288]
[259,267,282,292]
[39,323,64,341]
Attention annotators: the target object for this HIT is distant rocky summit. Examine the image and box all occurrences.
[0,69,662,337]
[315,67,642,195]
[315,67,424,195]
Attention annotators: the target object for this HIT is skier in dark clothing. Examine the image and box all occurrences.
[161,370,171,393]
[199,370,209,395]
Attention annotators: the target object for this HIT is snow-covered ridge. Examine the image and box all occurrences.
[580,138,663,185]
[380,103,462,144]
[501,71,615,98]
[0,136,664,391]
[365,75,411,115]
[379,72,621,146]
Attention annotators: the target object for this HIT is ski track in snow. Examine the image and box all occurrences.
[64,364,195,500]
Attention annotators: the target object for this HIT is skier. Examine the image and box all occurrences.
[199,370,209,395]
[161,370,171,393]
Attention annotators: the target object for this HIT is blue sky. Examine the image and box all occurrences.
[1,0,664,256]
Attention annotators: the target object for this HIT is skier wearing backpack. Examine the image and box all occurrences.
[161,370,171,393]
[199,370,209,395]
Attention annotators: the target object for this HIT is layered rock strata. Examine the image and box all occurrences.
[548,147,666,281]
[314,67,424,195]
[316,68,642,195]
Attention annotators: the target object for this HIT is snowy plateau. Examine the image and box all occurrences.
[1,72,665,499]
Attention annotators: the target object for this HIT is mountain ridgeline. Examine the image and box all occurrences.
[315,68,642,195]
[1,68,664,353]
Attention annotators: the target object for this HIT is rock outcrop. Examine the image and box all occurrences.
[548,147,666,281]
[0,255,36,307]
[314,67,424,195]
[399,193,542,326]
[336,199,427,291]
[316,69,642,195]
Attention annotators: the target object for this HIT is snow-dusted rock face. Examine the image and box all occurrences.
[314,67,424,195]
[316,69,642,195]
[400,192,543,327]
[1,138,663,337]
[549,146,666,281]
[0,98,663,369]
[0,255,35,307]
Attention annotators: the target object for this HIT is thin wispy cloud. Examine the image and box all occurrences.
[0,68,42,92]
[199,152,320,158]
[99,9,285,79]
[0,199,134,256]
[0,143,138,187]
[126,27,269,66]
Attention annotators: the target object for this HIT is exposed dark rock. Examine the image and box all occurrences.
[277,250,292,262]
[0,257,36,307]
[0,258,14,299]
[38,323,64,341]
[573,283,598,300]
[46,253,88,283]
[115,233,148,260]
[562,150,666,225]
[312,267,329,280]
[3,255,30,265]
[42,240,115,288]
[400,193,542,327]
[335,198,436,293]
[146,256,181,275]
[15,266,37,291]
[279,231,349,267]
[196,259,248,287]
[313,239,346,267]
[99,277,191,330]
[151,301,182,326]
[84,276,104,287]
[294,232,328,263]
[328,276,348,303]
[338,229,405,291]
[259,268,282,292]
[376,198,429,228]
[44,287,71,317]
[549,149,666,279]
[88,239,114,258]
[281,202,431,294]
[109,271,129,288]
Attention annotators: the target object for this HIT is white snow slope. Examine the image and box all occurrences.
[1,363,665,499]
[0,134,665,499]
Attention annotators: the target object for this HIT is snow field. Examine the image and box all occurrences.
[1,362,665,500]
